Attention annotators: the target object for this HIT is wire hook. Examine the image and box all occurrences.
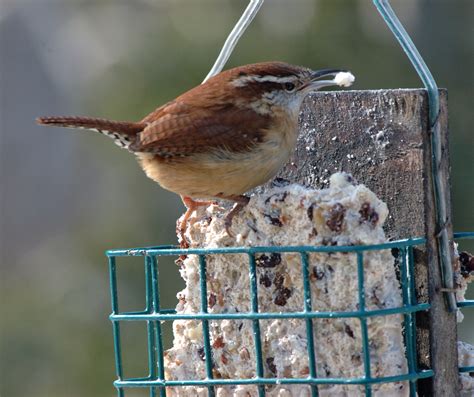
[373,0,456,311]
[203,0,264,83]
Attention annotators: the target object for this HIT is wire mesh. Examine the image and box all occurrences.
[105,232,474,396]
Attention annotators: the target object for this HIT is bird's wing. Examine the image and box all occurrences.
[130,100,270,157]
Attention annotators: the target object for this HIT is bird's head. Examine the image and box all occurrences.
[221,62,355,116]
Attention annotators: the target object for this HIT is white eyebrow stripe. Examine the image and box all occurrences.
[232,75,298,87]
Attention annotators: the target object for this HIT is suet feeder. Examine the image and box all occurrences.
[106,1,474,396]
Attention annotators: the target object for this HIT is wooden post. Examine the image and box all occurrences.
[260,89,458,396]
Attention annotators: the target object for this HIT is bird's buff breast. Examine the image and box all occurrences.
[137,128,297,199]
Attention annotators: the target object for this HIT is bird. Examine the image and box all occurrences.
[37,62,354,247]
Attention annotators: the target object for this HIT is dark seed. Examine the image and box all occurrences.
[313,266,325,280]
[264,214,283,227]
[274,295,287,306]
[326,203,346,232]
[307,203,314,221]
[273,273,285,288]
[213,336,225,349]
[359,202,379,226]
[197,347,215,368]
[260,273,272,288]
[208,293,217,308]
[459,251,474,276]
[197,347,206,361]
[274,287,292,306]
[256,253,282,268]
[266,357,277,375]
[345,174,356,185]
[221,353,228,365]
[391,248,400,259]
[323,364,331,376]
[351,354,361,364]
[345,324,355,338]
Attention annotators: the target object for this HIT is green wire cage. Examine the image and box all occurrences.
[107,232,474,396]
[105,1,473,396]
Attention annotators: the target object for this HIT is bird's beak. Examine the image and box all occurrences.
[300,69,354,92]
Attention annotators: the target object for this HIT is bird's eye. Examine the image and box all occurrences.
[284,82,296,91]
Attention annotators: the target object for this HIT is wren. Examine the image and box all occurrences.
[37,62,354,246]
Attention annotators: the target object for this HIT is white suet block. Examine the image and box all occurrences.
[165,173,410,396]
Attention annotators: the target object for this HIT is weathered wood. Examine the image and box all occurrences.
[258,89,458,396]
[420,93,458,396]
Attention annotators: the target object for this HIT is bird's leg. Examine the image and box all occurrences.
[178,196,215,248]
[216,194,250,237]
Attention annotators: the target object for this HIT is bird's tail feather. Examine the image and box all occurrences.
[36,116,146,149]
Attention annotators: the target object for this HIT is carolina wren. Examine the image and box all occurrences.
[37,62,354,245]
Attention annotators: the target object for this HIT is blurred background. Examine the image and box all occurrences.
[1,0,472,396]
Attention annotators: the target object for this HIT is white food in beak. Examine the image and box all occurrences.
[334,72,355,87]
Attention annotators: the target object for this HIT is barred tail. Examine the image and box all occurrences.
[36,116,147,149]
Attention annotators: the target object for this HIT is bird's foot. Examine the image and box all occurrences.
[216,195,250,237]
[178,196,215,248]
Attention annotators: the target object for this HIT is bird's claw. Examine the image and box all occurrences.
[223,198,249,237]
[225,218,235,238]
